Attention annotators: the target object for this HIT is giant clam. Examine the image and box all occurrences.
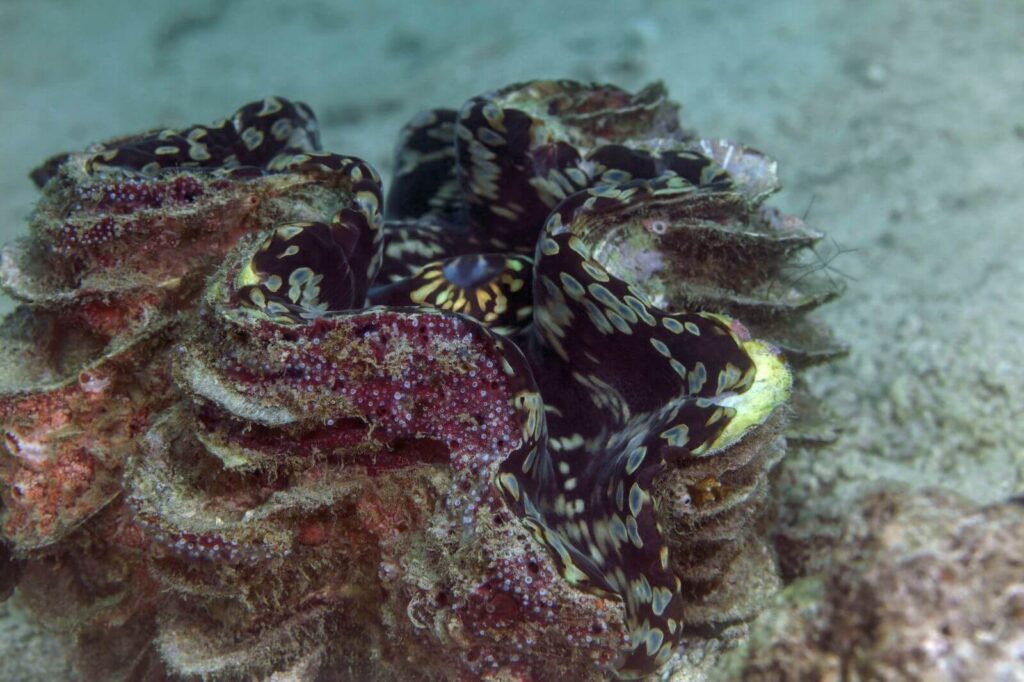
[0,81,840,680]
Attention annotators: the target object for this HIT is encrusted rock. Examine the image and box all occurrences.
[719,487,1024,681]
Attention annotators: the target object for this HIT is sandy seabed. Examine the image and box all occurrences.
[0,0,1021,678]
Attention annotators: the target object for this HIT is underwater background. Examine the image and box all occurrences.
[0,0,1021,679]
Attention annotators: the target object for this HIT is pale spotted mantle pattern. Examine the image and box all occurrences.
[233,154,385,323]
[499,178,756,677]
[381,81,767,678]
[32,96,321,187]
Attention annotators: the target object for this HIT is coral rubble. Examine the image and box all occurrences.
[0,82,839,680]
[720,487,1024,681]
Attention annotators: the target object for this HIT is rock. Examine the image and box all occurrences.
[720,487,1024,681]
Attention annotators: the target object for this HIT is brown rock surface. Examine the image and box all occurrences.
[721,487,1024,681]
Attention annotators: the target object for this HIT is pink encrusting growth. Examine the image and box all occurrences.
[0,328,175,549]
[85,174,205,212]
[209,313,520,464]
[51,174,206,253]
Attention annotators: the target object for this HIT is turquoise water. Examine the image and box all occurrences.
[0,0,851,259]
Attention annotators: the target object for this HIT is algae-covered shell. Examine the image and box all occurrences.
[0,309,176,549]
